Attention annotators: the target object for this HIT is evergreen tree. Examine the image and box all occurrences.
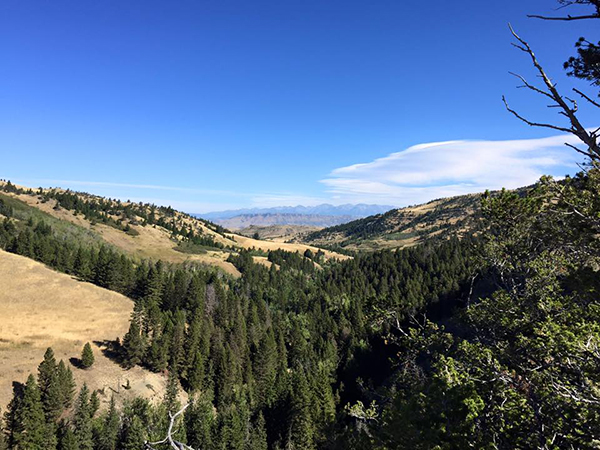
[37,348,62,424]
[288,370,315,450]
[80,343,95,369]
[247,413,268,450]
[0,408,7,450]
[56,361,76,408]
[15,374,51,449]
[3,383,23,449]
[72,384,93,450]
[97,396,120,450]
[184,394,214,450]
[254,329,277,408]
[122,320,146,368]
[56,422,77,450]
[89,390,100,418]
[72,247,92,281]
[122,416,147,450]
[164,371,181,414]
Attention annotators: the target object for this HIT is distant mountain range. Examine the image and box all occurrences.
[214,213,356,230]
[194,204,395,230]
[197,204,395,221]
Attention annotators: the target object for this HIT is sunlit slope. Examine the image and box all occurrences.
[301,193,482,251]
[0,249,171,411]
[0,182,348,275]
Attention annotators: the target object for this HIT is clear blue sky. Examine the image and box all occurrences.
[1,0,597,212]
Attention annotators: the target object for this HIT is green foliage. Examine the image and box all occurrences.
[305,194,481,248]
[353,170,600,449]
[121,320,146,369]
[15,374,53,449]
[80,343,95,369]
[37,348,62,424]
[56,361,76,409]
[72,384,93,450]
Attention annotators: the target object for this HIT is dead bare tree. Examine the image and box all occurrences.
[502,24,600,161]
[144,403,195,450]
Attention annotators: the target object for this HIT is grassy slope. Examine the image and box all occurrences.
[0,249,175,411]
[1,184,348,275]
[301,193,482,251]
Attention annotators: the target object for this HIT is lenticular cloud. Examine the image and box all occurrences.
[321,133,583,206]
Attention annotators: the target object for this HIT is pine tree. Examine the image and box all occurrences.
[0,408,7,450]
[122,320,146,368]
[89,390,100,418]
[187,350,206,393]
[122,416,146,450]
[184,394,214,450]
[38,348,62,423]
[80,343,95,369]
[164,371,180,414]
[288,370,315,450]
[169,311,186,373]
[73,384,93,450]
[247,412,268,450]
[3,383,23,449]
[57,361,76,408]
[72,247,92,281]
[254,329,277,408]
[57,421,77,450]
[97,396,120,450]
[15,374,50,449]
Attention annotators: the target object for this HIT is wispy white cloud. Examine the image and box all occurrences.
[321,134,583,206]
[13,178,252,197]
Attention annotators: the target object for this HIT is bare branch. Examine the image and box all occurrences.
[146,404,195,450]
[573,88,600,108]
[565,142,596,158]
[508,71,555,100]
[502,96,572,133]
[527,13,599,20]
[505,24,600,160]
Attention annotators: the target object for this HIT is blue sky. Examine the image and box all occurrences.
[1,0,597,212]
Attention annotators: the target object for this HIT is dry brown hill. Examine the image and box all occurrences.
[238,224,322,242]
[0,181,349,275]
[0,249,174,412]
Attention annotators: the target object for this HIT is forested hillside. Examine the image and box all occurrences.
[3,166,600,448]
[302,192,482,252]
[0,180,475,449]
[0,181,345,276]
[1,0,599,448]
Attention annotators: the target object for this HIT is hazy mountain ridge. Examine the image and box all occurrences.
[197,203,395,221]
[216,213,354,229]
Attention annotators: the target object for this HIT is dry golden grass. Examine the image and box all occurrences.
[0,250,174,411]
[5,187,346,274]
[8,192,241,276]
[252,256,273,268]
[239,225,322,242]
[226,233,350,261]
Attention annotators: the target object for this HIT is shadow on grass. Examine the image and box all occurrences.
[93,339,129,368]
[69,357,85,369]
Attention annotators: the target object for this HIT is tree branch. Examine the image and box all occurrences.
[145,404,194,450]
[505,24,600,160]
[573,88,600,108]
[502,96,572,133]
[527,13,599,20]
